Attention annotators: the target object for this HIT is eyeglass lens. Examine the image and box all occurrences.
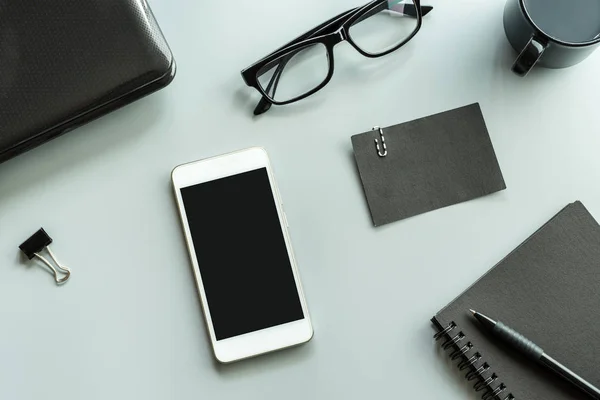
[349,0,419,55]
[257,43,330,103]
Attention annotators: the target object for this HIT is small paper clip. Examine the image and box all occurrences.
[19,228,71,285]
[373,126,387,157]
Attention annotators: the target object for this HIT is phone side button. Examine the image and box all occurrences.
[283,211,289,228]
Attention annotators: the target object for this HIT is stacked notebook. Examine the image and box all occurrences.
[432,201,600,400]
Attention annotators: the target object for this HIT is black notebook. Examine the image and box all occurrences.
[432,201,600,400]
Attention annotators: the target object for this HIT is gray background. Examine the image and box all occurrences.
[2,0,600,399]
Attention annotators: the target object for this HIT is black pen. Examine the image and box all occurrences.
[470,310,600,400]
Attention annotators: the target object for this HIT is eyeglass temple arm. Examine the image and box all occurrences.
[355,3,433,25]
[254,3,434,115]
[254,63,288,115]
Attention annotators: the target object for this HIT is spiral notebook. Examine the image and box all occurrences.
[432,201,600,400]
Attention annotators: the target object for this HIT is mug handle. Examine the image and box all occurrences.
[512,36,548,77]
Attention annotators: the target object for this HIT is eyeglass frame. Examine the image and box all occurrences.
[241,0,433,115]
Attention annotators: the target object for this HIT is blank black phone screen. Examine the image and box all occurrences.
[180,168,304,341]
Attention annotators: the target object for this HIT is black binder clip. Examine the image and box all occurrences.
[19,228,71,285]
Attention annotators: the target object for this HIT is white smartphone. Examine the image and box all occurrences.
[172,147,313,363]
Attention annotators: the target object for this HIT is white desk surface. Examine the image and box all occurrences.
[2,0,600,398]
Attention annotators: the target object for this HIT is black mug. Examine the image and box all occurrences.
[504,0,600,76]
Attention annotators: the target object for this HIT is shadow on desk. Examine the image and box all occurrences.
[0,93,166,203]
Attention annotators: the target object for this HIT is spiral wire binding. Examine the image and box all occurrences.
[434,322,515,400]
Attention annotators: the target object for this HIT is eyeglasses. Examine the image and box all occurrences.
[241,0,433,115]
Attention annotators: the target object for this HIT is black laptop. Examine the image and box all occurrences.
[0,0,176,163]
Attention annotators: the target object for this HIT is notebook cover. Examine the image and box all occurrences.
[351,103,506,227]
[433,201,600,400]
[0,0,175,163]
